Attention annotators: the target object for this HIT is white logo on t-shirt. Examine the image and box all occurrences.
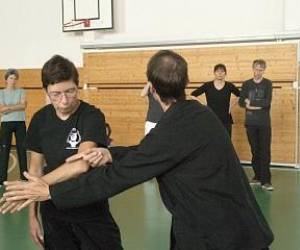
[66,128,81,149]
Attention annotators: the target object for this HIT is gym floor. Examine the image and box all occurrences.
[0,153,299,250]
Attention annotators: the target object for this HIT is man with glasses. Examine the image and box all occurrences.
[10,55,122,249]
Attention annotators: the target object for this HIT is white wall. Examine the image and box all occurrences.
[0,0,82,68]
[284,0,300,31]
[95,0,284,43]
[1,0,300,68]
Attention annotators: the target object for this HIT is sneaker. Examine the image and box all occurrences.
[262,183,274,191]
[249,178,261,186]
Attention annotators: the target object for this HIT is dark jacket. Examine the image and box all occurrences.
[239,78,272,127]
[50,100,273,250]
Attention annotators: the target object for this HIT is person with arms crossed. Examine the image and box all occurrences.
[239,59,273,191]
[0,69,27,187]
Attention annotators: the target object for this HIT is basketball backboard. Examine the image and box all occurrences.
[62,0,113,32]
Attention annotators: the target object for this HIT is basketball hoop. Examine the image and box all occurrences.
[63,19,91,28]
[83,19,91,27]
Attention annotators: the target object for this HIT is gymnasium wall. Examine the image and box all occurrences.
[80,43,298,166]
[1,0,300,68]
[298,67,300,167]
[0,43,298,166]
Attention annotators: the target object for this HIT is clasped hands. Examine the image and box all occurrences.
[0,147,111,214]
[245,98,262,110]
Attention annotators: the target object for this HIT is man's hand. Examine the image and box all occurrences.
[246,102,262,110]
[29,215,44,247]
[3,172,51,203]
[0,197,33,214]
[66,147,112,167]
[244,98,250,106]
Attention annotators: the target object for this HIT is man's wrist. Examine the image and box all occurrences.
[77,161,90,173]
[28,209,38,219]
[47,185,51,200]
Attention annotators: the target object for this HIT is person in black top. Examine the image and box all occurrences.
[2,55,122,249]
[191,64,240,137]
[1,51,273,250]
[141,81,164,135]
[239,59,273,191]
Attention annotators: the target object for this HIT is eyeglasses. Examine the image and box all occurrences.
[47,87,78,101]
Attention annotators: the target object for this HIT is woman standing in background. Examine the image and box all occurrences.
[191,64,240,137]
[0,69,27,186]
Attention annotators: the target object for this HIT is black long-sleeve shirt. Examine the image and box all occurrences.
[191,81,240,124]
[239,78,272,127]
[50,100,273,250]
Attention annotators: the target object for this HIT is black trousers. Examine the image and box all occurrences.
[246,125,272,185]
[41,212,123,250]
[0,121,28,184]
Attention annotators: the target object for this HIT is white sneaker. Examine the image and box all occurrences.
[262,183,274,191]
[249,179,261,186]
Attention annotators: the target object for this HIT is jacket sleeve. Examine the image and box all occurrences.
[238,82,247,108]
[249,81,272,108]
[50,125,183,209]
[109,145,138,160]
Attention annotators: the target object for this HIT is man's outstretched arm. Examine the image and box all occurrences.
[50,124,209,210]
[0,141,96,212]
[5,125,183,209]
[50,136,179,209]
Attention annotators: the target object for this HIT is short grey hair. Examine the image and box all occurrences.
[252,59,267,69]
[4,68,19,80]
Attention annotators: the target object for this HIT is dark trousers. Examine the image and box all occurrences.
[41,212,123,250]
[170,218,176,250]
[0,121,27,184]
[246,125,272,185]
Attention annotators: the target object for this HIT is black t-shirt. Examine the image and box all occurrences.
[191,81,240,124]
[25,101,110,222]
